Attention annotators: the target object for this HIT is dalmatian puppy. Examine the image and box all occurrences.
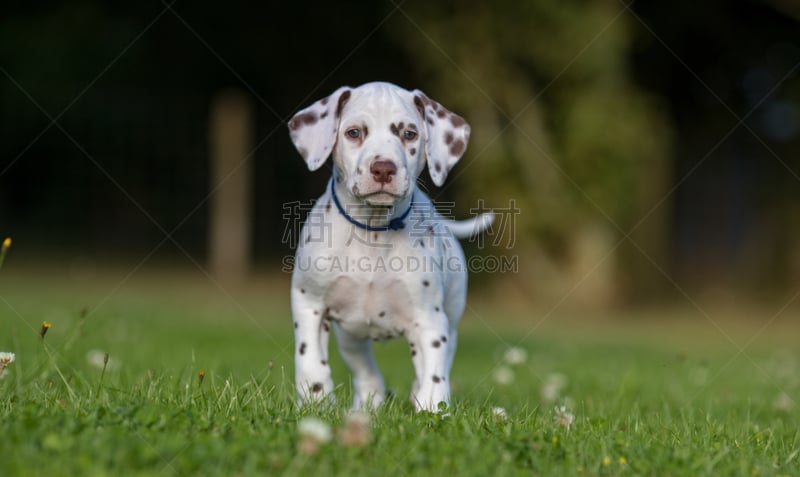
[287,81,493,412]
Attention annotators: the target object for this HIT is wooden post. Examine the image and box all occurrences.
[208,89,253,283]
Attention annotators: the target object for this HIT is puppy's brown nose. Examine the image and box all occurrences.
[370,160,397,184]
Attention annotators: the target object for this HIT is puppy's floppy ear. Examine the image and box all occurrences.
[411,90,471,186]
[288,86,352,171]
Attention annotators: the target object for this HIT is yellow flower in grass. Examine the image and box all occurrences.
[619,456,628,465]
[602,456,612,466]
[40,321,51,339]
[0,237,11,270]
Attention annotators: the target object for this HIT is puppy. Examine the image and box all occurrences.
[288,81,492,411]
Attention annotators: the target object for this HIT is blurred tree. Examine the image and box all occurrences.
[390,0,673,304]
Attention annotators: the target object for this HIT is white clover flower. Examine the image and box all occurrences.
[344,410,370,428]
[554,405,575,430]
[541,373,567,402]
[493,366,515,386]
[338,411,370,447]
[773,392,795,413]
[503,347,528,366]
[491,406,508,420]
[690,367,709,386]
[298,417,332,443]
[0,352,15,365]
[0,352,15,380]
[86,350,117,370]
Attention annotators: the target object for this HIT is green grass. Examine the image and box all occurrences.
[1,266,799,476]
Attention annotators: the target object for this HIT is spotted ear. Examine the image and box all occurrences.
[288,86,352,171]
[411,90,471,186]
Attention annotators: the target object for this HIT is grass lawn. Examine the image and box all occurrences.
[1,264,798,476]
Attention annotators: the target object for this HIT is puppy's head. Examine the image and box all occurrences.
[288,82,470,207]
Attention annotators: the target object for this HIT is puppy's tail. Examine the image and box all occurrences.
[443,211,495,240]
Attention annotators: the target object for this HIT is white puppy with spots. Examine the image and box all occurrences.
[288,81,493,412]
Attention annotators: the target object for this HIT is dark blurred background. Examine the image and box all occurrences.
[1,0,799,306]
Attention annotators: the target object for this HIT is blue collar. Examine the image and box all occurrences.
[329,178,412,231]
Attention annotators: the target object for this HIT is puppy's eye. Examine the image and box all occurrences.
[346,128,361,139]
[403,130,417,140]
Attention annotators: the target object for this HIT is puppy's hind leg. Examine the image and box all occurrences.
[334,325,386,409]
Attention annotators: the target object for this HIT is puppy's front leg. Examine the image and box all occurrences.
[292,287,334,405]
[411,310,451,412]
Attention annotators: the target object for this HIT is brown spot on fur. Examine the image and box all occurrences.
[320,111,328,119]
[321,360,327,365]
[390,123,400,136]
[450,139,465,156]
[432,340,441,348]
[422,279,429,287]
[450,114,466,127]
[409,148,416,155]
[435,162,442,173]
[300,288,305,294]
[363,125,369,138]
[414,95,425,118]
[427,117,434,126]
[290,112,317,130]
[411,350,417,357]
[432,375,441,383]
[321,97,329,106]
[313,310,319,315]
[323,322,330,332]
[441,336,447,342]
[299,342,306,355]
[379,311,386,317]
[294,322,298,328]
[435,306,440,312]
[311,382,323,393]
[437,109,446,118]
[336,90,351,117]
[445,132,453,145]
